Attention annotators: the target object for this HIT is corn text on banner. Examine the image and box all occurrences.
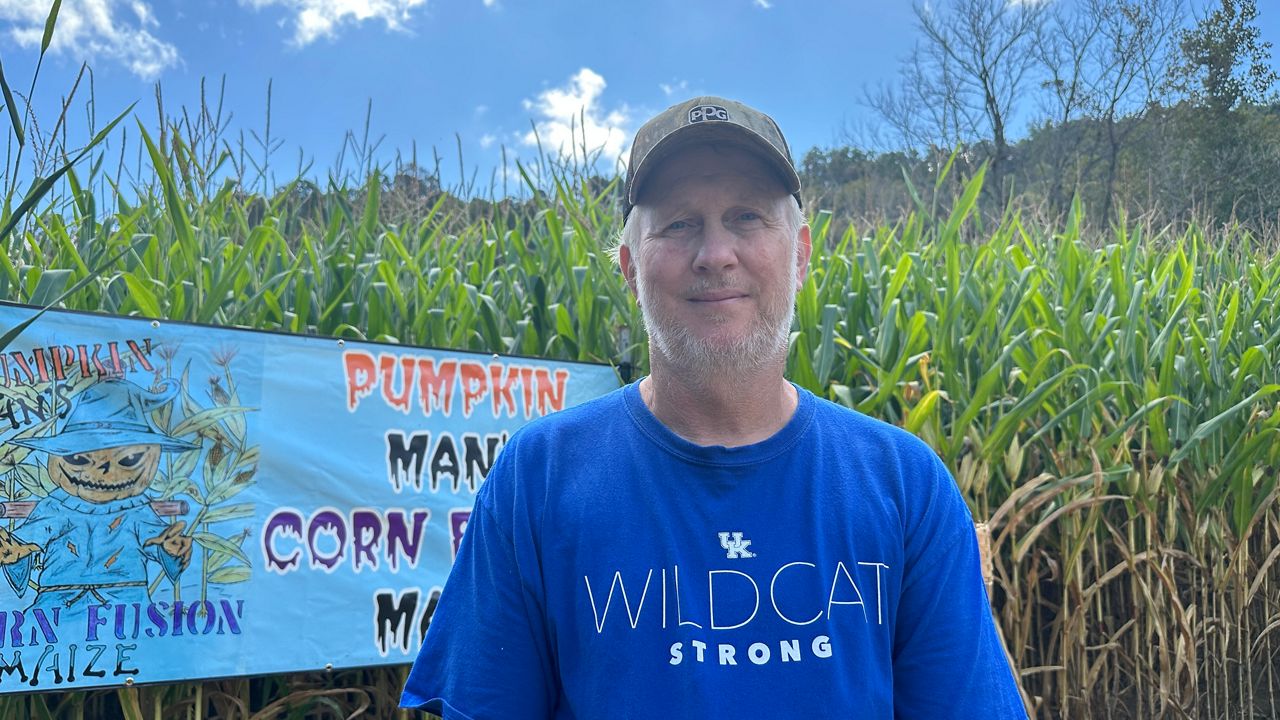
[0,302,620,692]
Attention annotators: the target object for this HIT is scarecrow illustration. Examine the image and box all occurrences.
[0,379,197,613]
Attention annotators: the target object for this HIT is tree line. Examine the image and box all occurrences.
[231,1,1280,244]
[803,0,1280,232]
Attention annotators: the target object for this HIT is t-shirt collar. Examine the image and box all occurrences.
[621,377,815,466]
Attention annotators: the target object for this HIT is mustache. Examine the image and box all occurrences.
[685,276,748,295]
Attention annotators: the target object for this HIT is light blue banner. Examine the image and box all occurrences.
[0,302,620,692]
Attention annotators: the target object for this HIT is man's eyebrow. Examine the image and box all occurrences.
[732,184,792,210]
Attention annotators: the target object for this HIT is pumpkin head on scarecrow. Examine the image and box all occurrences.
[0,378,197,613]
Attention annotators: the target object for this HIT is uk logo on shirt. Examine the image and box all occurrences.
[718,532,755,559]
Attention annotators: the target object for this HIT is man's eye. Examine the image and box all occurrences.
[667,220,692,231]
[737,211,762,223]
[64,453,91,466]
[119,452,145,468]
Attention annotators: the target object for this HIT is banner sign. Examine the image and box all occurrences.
[0,302,620,692]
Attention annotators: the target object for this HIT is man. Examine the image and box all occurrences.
[401,96,1027,718]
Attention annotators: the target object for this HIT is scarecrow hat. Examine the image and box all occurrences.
[11,378,198,456]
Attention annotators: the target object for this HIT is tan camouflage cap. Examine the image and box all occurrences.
[624,96,802,219]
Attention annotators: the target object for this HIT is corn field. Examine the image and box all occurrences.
[3,16,1280,718]
[1,132,1276,717]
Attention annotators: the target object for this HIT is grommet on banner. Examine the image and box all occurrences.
[325,663,334,672]
[125,678,134,686]
[150,320,160,328]
[337,339,345,347]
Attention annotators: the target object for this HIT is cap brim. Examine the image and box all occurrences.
[11,430,199,455]
[627,122,801,208]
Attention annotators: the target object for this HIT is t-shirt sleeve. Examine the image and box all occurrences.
[400,447,557,719]
[892,452,1028,719]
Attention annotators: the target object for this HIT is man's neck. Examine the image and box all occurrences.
[640,355,797,448]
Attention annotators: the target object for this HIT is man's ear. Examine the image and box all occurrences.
[619,242,638,296]
[795,223,812,290]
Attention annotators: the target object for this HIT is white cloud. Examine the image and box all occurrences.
[479,133,496,149]
[482,0,498,7]
[0,0,179,79]
[130,1,154,25]
[659,80,689,98]
[241,0,427,46]
[753,0,772,8]
[522,68,629,163]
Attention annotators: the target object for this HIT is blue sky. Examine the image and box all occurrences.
[2,0,1278,192]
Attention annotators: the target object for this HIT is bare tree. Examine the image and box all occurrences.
[1086,0,1184,223]
[867,0,1047,197]
[1032,2,1106,214]
[1029,0,1183,223]
[866,43,970,152]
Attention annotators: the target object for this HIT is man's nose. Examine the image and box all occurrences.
[693,224,738,272]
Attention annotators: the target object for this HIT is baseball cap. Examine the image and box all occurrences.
[623,96,802,219]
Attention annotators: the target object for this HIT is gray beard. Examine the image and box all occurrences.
[635,269,796,379]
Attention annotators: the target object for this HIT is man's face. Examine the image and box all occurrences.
[620,144,810,375]
[49,444,161,503]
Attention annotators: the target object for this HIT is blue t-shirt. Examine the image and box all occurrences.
[402,382,1026,719]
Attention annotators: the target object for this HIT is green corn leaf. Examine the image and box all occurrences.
[0,102,134,248]
[0,56,22,147]
[904,389,945,435]
[138,122,196,254]
[1218,285,1240,356]
[0,235,145,351]
[942,163,986,238]
[41,0,62,55]
[1171,385,1280,464]
[815,304,839,383]
[28,268,71,306]
[122,273,162,317]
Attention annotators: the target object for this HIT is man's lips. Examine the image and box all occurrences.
[689,291,748,302]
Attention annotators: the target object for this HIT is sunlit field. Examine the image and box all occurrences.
[3,15,1280,719]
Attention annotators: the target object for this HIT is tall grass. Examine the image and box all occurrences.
[7,124,1279,718]
[792,184,1280,717]
[3,20,1279,720]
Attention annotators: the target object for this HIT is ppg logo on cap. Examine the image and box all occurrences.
[688,105,729,124]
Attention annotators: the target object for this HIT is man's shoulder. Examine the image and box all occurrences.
[475,384,628,513]
[499,383,629,454]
